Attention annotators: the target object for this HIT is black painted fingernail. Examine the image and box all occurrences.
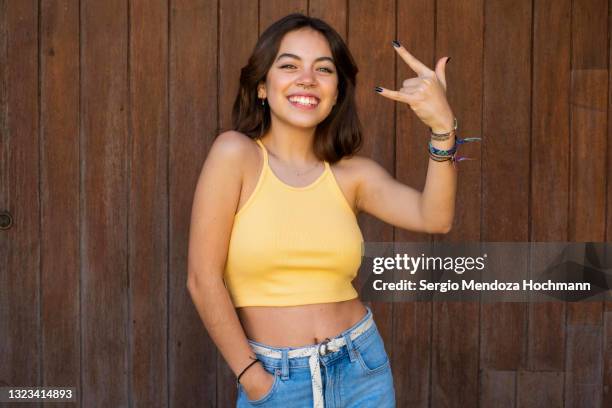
[391,40,401,48]
[446,57,451,64]
[375,86,383,93]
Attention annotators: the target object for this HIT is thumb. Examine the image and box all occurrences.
[435,57,450,92]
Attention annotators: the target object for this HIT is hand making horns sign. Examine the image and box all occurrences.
[375,40,454,134]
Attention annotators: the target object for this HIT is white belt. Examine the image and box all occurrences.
[248,313,374,408]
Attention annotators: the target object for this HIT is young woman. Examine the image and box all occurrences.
[187,13,463,408]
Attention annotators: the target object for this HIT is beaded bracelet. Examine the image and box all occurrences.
[429,117,458,141]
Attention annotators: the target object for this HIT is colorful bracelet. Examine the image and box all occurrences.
[428,136,482,168]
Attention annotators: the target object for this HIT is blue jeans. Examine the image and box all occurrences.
[236,306,396,407]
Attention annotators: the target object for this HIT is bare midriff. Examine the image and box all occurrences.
[236,297,368,348]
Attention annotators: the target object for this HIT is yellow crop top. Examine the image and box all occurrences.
[222,138,364,307]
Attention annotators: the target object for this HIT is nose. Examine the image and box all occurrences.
[296,68,316,87]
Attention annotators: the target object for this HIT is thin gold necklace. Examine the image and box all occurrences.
[265,147,322,177]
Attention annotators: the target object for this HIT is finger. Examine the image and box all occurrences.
[392,41,432,76]
[375,86,421,104]
[434,57,449,92]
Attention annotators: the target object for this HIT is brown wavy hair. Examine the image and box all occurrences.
[230,13,362,163]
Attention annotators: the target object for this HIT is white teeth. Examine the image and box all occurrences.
[288,96,318,106]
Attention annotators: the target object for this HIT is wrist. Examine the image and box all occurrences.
[238,362,266,388]
[430,117,455,134]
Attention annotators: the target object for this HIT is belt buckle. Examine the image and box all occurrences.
[318,337,332,356]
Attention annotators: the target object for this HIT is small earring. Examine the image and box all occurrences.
[261,98,265,106]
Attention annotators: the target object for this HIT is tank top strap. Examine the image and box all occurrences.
[255,138,269,161]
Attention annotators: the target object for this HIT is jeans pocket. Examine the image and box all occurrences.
[240,366,281,405]
[354,329,390,375]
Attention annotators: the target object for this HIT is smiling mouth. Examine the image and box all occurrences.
[287,95,320,109]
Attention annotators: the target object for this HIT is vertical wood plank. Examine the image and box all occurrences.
[129,0,169,406]
[517,371,564,407]
[480,2,530,403]
[565,324,604,407]
[480,370,516,408]
[604,308,612,406]
[39,1,81,406]
[605,2,612,404]
[309,0,346,39]
[432,0,483,406]
[169,0,218,406]
[528,0,571,376]
[80,0,129,406]
[259,0,307,34]
[568,2,608,243]
[565,1,607,406]
[395,1,435,406]
[218,1,258,405]
[219,0,258,132]
[0,2,40,407]
[347,0,395,383]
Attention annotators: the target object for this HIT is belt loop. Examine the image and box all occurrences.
[343,331,357,363]
[281,348,289,380]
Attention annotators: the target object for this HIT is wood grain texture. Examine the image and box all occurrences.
[80,0,129,406]
[129,0,169,407]
[564,1,607,406]
[565,324,604,407]
[168,0,218,407]
[40,1,81,407]
[309,0,346,39]
[348,0,395,385]
[480,1,530,387]
[431,1,483,407]
[219,0,258,132]
[218,1,258,405]
[0,3,40,408]
[259,0,307,34]
[605,1,612,403]
[604,309,612,406]
[517,370,564,408]
[528,0,571,378]
[394,1,435,406]
[480,370,516,408]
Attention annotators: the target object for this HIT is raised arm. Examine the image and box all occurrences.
[186,131,274,400]
[353,154,454,234]
[366,40,462,234]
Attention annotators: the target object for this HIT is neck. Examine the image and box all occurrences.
[261,118,320,166]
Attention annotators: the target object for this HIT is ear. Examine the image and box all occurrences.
[258,83,266,99]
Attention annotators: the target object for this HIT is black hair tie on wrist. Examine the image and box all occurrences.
[236,357,261,385]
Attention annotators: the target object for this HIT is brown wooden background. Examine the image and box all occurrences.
[1,0,611,407]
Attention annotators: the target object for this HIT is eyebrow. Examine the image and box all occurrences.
[275,53,335,64]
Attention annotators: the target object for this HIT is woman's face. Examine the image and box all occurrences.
[259,27,339,130]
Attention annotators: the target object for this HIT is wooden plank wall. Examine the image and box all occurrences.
[0,0,610,407]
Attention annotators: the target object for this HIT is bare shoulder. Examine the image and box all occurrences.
[208,130,258,161]
[194,130,260,202]
[332,153,390,184]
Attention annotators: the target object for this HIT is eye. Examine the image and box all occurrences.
[319,67,334,73]
[280,64,296,69]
